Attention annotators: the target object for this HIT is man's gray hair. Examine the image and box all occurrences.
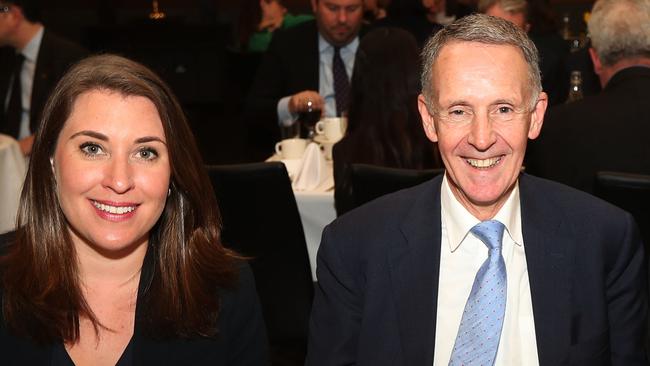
[588,0,650,67]
[420,14,541,111]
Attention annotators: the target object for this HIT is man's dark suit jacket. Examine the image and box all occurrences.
[307,174,647,365]
[245,20,321,154]
[0,29,87,138]
[0,232,269,365]
[526,66,650,194]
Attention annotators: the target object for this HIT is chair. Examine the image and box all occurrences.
[595,171,650,361]
[206,162,313,366]
[595,171,650,246]
[341,164,444,214]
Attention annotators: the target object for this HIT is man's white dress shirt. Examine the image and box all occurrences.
[433,175,540,365]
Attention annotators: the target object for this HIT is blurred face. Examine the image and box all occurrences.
[422,0,442,14]
[418,42,546,220]
[53,90,171,258]
[0,3,19,46]
[312,0,363,47]
[485,4,529,31]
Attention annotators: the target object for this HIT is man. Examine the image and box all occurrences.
[307,14,646,366]
[526,0,650,194]
[246,0,363,154]
[478,0,569,105]
[0,0,87,155]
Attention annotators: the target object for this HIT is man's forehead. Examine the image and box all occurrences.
[430,41,531,102]
[432,41,526,73]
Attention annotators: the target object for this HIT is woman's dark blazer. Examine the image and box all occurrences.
[0,231,269,365]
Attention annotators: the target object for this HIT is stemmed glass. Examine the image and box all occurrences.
[300,100,321,140]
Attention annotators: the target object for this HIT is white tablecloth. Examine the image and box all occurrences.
[0,134,27,234]
[294,190,336,280]
[267,151,337,280]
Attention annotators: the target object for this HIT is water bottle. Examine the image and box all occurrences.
[567,71,584,103]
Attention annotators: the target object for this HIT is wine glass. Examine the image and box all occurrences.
[300,100,321,139]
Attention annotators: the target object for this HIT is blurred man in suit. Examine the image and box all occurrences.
[307,14,646,365]
[0,0,87,155]
[246,0,363,154]
[526,0,650,194]
[478,0,569,105]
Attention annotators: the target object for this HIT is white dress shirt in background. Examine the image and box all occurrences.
[3,27,43,140]
[277,34,358,126]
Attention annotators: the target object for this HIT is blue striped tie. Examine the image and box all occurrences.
[449,220,507,366]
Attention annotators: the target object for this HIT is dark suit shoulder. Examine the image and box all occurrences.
[270,19,318,46]
[520,174,634,229]
[39,30,89,68]
[324,175,442,264]
[526,67,650,193]
[332,175,441,232]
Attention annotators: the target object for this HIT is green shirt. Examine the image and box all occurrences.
[247,13,314,53]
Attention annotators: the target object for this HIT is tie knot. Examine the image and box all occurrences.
[470,220,505,251]
[334,46,341,55]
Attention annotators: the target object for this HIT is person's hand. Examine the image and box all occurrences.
[289,91,325,114]
[259,0,287,32]
[18,135,34,156]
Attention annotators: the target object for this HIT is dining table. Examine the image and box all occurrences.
[268,142,337,280]
[0,134,27,234]
[294,189,336,280]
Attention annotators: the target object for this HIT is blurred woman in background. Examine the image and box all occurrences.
[0,54,268,365]
[333,28,442,215]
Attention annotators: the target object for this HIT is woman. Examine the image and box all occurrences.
[0,55,268,365]
[333,27,442,215]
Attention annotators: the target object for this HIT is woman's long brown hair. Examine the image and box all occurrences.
[1,54,239,343]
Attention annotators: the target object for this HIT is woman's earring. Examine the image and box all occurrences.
[167,188,171,197]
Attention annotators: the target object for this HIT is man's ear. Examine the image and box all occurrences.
[310,0,318,13]
[589,47,602,76]
[418,94,439,143]
[527,91,548,140]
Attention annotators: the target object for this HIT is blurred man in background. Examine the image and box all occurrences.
[0,0,87,155]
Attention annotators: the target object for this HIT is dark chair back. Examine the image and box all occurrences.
[595,171,650,246]
[595,172,650,362]
[206,162,313,366]
[344,164,444,212]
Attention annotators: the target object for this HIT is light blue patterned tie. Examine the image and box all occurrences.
[449,220,507,366]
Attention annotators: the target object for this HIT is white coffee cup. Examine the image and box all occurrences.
[315,117,345,142]
[275,138,308,159]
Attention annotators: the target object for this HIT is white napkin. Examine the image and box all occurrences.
[293,142,330,191]
[0,134,27,233]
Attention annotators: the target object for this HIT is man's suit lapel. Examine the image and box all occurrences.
[389,177,443,365]
[307,22,321,91]
[519,174,573,365]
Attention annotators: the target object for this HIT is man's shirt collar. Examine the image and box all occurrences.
[440,173,523,252]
